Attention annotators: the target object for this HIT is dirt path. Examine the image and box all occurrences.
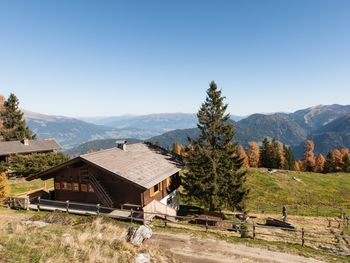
[147,232,325,263]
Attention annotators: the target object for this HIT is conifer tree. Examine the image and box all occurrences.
[294,160,302,171]
[343,154,350,173]
[283,145,296,170]
[238,146,249,168]
[323,152,335,173]
[315,154,326,173]
[1,94,35,141]
[260,138,273,168]
[247,141,260,168]
[302,140,316,172]
[183,81,248,211]
[332,149,344,172]
[271,139,283,169]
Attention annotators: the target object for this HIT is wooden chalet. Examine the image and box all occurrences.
[0,139,60,163]
[26,142,182,215]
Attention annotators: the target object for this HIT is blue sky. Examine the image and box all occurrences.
[0,0,349,117]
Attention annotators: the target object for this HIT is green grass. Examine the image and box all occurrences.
[245,168,350,216]
[8,178,53,196]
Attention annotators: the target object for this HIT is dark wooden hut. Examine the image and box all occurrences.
[26,142,182,213]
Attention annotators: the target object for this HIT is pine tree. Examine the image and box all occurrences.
[271,139,283,169]
[1,93,35,141]
[260,138,273,168]
[315,154,326,173]
[343,154,350,173]
[247,141,260,168]
[0,172,9,204]
[283,145,296,170]
[294,160,302,171]
[332,149,344,172]
[183,81,248,211]
[323,152,335,173]
[302,140,316,172]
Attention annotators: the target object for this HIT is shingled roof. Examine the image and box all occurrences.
[28,142,182,189]
[80,143,182,188]
[0,139,60,156]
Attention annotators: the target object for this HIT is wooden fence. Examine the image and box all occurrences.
[251,204,350,218]
[27,199,350,256]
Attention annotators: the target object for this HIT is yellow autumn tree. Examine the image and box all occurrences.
[294,160,302,171]
[302,140,316,172]
[238,146,249,168]
[247,141,260,168]
[315,154,326,173]
[0,172,9,204]
[172,143,186,156]
[332,149,344,172]
[340,148,350,159]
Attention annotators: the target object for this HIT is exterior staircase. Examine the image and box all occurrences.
[89,174,113,207]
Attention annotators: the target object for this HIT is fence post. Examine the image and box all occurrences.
[130,208,133,223]
[205,216,208,232]
[96,204,100,216]
[340,208,344,219]
[66,200,69,213]
[37,197,41,211]
[301,228,305,247]
[165,215,167,227]
[253,223,256,240]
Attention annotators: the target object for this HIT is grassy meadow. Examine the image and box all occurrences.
[8,178,53,196]
[245,168,350,215]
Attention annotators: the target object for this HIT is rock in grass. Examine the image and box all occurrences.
[134,253,151,263]
[127,225,153,246]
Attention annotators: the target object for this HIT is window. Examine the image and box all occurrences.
[61,182,72,191]
[72,183,79,191]
[54,182,61,190]
[62,182,68,190]
[66,183,72,191]
[81,183,88,192]
[88,184,94,192]
[150,182,162,197]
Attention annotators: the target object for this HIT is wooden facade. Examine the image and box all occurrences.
[27,142,182,210]
[45,159,180,209]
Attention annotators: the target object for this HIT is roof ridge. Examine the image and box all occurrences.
[80,141,146,158]
[80,146,120,157]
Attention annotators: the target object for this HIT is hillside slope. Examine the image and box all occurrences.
[246,168,350,209]
[310,115,350,154]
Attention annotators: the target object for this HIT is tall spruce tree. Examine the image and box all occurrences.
[283,145,296,170]
[183,81,248,211]
[323,152,335,173]
[0,94,35,141]
[343,154,350,173]
[260,138,273,168]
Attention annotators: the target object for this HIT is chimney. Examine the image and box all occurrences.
[22,138,30,146]
[116,140,127,151]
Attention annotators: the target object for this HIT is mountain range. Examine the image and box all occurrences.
[148,105,350,158]
[24,105,350,158]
